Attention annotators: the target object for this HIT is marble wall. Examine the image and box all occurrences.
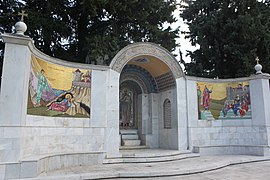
[158,88,178,150]
[21,69,110,159]
[27,56,91,118]
[185,77,270,155]
[1,32,270,179]
[0,33,116,166]
[21,116,105,157]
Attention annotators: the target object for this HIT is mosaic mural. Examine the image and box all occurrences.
[197,81,251,120]
[27,56,91,117]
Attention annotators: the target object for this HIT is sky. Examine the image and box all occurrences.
[169,1,198,64]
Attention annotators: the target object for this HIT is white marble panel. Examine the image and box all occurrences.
[106,86,119,111]
[107,116,119,129]
[176,78,188,128]
[0,165,5,179]
[107,110,119,124]
[20,161,38,178]
[145,134,159,148]
[106,70,119,122]
[3,127,21,138]
[250,79,269,126]
[5,163,20,179]
[137,95,143,139]
[107,69,120,87]
[266,127,270,145]
[26,115,42,126]
[91,70,107,127]
[177,127,188,151]
[141,94,149,135]
[186,80,199,128]
[91,127,105,136]
[105,127,120,157]
[0,128,3,137]
[0,43,31,126]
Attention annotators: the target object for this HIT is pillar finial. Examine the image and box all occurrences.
[255,57,262,75]
[15,10,28,35]
[18,10,28,22]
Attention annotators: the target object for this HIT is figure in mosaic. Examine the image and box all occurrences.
[120,89,132,128]
[47,93,74,112]
[36,69,49,106]
[202,85,212,110]
[197,85,202,119]
[28,56,91,117]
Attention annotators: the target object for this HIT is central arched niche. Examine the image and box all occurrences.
[115,44,182,149]
[110,42,184,79]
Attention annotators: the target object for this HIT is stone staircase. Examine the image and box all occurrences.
[120,129,141,147]
[103,149,200,164]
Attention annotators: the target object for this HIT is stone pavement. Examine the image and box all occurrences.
[128,161,270,180]
[20,154,270,180]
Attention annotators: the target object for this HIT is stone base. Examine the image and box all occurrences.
[193,145,270,156]
[0,152,105,179]
[120,129,141,146]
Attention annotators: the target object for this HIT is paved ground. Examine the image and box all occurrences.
[34,155,270,180]
[114,161,270,180]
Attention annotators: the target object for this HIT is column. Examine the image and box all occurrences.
[0,34,32,162]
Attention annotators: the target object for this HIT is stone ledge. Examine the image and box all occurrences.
[0,151,105,179]
[193,145,270,156]
[20,155,270,180]
[103,153,199,164]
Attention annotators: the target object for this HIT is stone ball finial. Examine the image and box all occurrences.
[15,21,27,35]
[15,10,28,35]
[255,57,262,75]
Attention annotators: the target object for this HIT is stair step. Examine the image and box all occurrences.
[123,140,141,146]
[119,145,148,150]
[103,153,200,164]
[122,134,139,140]
[120,129,138,135]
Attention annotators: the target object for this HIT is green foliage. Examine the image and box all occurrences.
[181,0,270,78]
[0,0,25,84]
[0,0,179,65]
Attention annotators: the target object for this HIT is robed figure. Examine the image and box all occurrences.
[202,85,212,110]
[120,89,132,128]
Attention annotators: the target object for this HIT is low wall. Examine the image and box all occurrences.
[186,76,270,156]
[0,151,105,179]
[21,115,105,158]
[194,145,270,156]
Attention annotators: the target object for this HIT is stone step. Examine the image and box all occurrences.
[120,129,138,135]
[119,145,148,150]
[122,134,139,140]
[123,140,141,146]
[103,152,200,164]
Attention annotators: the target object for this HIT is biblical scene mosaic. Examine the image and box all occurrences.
[197,81,251,120]
[27,56,91,117]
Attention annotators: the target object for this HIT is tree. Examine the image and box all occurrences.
[181,0,270,78]
[0,0,25,86]
[0,0,179,65]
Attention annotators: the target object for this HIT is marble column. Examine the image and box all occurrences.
[0,34,32,162]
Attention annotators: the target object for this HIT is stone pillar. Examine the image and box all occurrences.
[250,75,270,147]
[0,34,32,162]
[105,69,120,157]
[141,94,149,135]
[176,77,188,151]
[250,76,270,126]
[148,93,159,148]
[91,70,107,127]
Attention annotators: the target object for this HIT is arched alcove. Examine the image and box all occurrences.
[110,42,184,79]
[112,42,184,149]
